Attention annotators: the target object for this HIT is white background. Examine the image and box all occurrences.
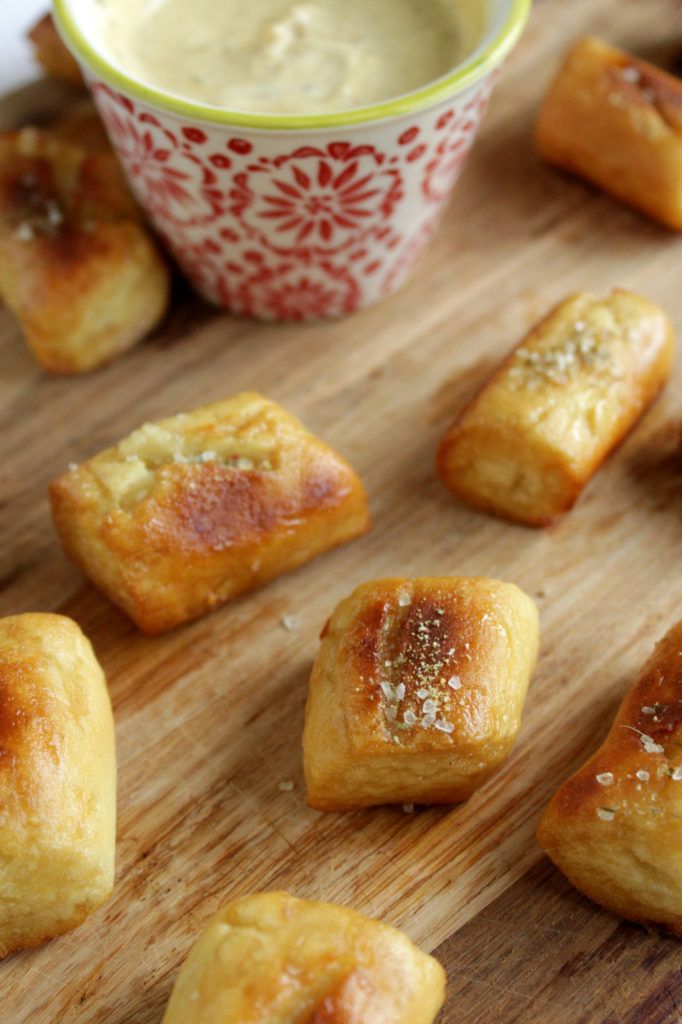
[1,1,57,94]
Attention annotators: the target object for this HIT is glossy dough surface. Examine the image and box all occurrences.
[50,393,371,633]
[0,127,169,373]
[304,576,539,810]
[536,36,682,229]
[0,613,116,957]
[538,621,682,936]
[437,289,674,526]
[162,891,445,1024]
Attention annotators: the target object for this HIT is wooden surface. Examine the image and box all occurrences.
[2,0,682,1020]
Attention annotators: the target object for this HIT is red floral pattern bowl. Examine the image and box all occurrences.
[54,0,530,321]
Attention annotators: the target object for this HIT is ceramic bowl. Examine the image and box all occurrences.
[54,0,530,320]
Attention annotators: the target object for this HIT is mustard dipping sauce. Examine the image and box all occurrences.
[101,0,486,114]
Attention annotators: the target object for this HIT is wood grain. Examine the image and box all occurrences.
[1,0,682,1021]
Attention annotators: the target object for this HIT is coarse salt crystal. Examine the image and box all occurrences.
[398,593,411,607]
[596,772,614,786]
[416,688,430,699]
[15,222,35,241]
[636,770,650,782]
[597,808,615,821]
[435,719,454,734]
[642,706,656,715]
[403,710,417,726]
[46,200,63,228]
[640,734,664,754]
[395,683,406,702]
[620,65,640,83]
[448,675,462,690]
[281,614,299,632]
[671,767,682,781]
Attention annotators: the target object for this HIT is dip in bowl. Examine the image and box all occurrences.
[54,0,530,319]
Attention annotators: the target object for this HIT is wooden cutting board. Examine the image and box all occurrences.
[2,0,682,1020]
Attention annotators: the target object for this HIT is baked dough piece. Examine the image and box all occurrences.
[28,13,84,88]
[538,620,682,936]
[303,576,539,810]
[536,37,682,229]
[162,891,445,1024]
[49,393,371,634]
[0,613,116,957]
[0,127,169,374]
[437,290,674,527]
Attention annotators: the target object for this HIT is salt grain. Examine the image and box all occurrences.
[620,65,641,84]
[14,222,35,241]
[640,733,664,755]
[596,772,614,786]
[597,808,616,821]
[281,614,299,632]
[448,675,462,690]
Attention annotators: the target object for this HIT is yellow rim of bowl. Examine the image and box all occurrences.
[53,0,531,131]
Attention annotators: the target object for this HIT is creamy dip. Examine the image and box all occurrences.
[102,0,485,114]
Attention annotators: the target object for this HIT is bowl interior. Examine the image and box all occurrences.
[54,0,531,129]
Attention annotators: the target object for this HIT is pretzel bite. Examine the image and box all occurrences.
[0,613,116,957]
[537,36,682,229]
[538,620,682,936]
[28,13,84,87]
[162,892,445,1024]
[49,393,371,633]
[437,290,674,526]
[0,127,169,373]
[303,576,539,810]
